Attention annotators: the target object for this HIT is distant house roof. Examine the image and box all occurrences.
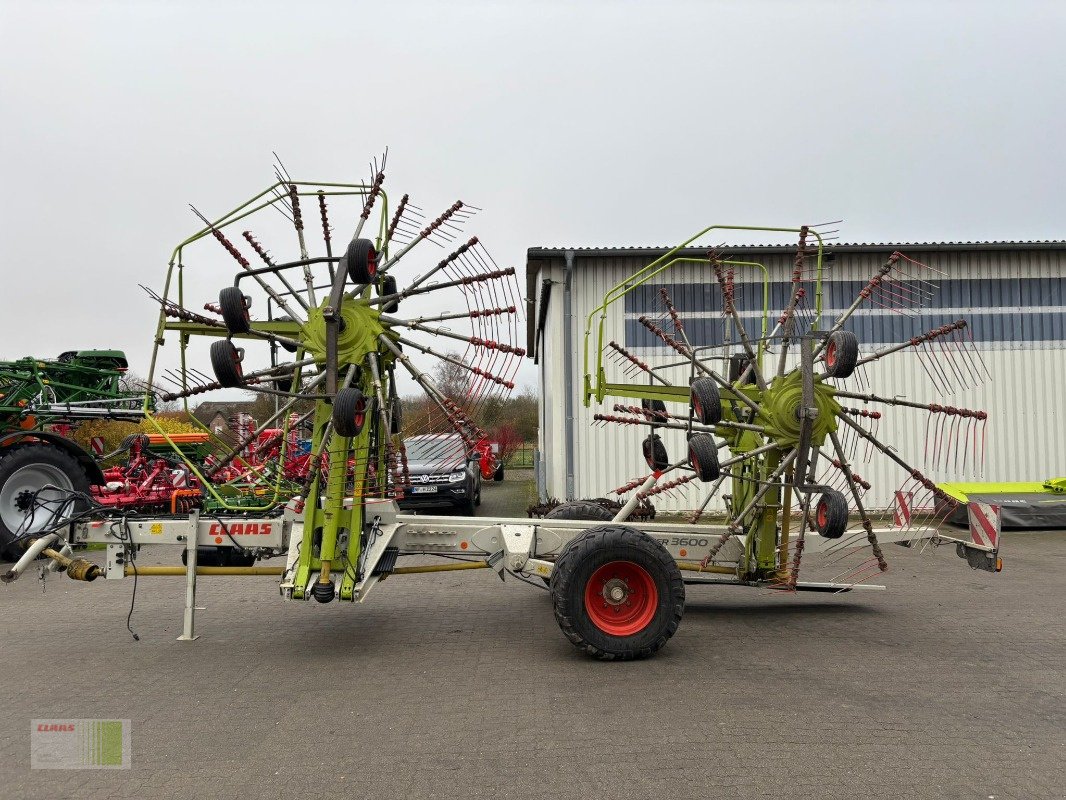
[191,401,259,426]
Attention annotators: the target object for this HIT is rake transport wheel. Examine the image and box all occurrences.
[333,388,369,438]
[689,376,722,425]
[218,286,251,335]
[642,434,669,471]
[814,489,849,539]
[550,525,684,660]
[823,330,859,379]
[209,340,244,388]
[687,434,720,481]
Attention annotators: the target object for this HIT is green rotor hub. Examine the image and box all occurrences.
[755,371,840,448]
[303,297,385,364]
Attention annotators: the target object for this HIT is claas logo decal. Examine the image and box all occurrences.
[208,522,273,544]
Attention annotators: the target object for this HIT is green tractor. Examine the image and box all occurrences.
[0,350,147,559]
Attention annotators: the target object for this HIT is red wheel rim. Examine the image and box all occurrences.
[230,346,243,378]
[826,340,837,368]
[584,560,658,636]
[367,246,378,278]
[354,398,367,430]
[690,449,700,474]
[692,395,703,422]
[816,500,828,529]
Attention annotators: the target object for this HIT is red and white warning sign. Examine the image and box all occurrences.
[90,437,105,457]
[967,501,1000,550]
[892,490,913,528]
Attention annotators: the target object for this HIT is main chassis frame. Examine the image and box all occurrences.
[9,505,906,640]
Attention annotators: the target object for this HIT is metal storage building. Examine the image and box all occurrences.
[525,240,1066,513]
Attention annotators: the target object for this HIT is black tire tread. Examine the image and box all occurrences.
[687,434,721,481]
[815,489,849,538]
[550,525,684,661]
[333,388,369,438]
[825,330,860,379]
[218,286,251,335]
[544,500,615,521]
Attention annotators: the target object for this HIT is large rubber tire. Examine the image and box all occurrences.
[642,434,669,471]
[210,340,244,388]
[345,238,378,284]
[380,275,399,313]
[0,444,90,559]
[814,490,849,539]
[550,525,684,661]
[544,500,615,522]
[218,286,251,335]
[824,331,859,379]
[641,399,667,427]
[333,388,369,437]
[687,434,720,481]
[689,377,722,425]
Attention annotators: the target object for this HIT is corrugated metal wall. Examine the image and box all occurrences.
[535,245,1066,512]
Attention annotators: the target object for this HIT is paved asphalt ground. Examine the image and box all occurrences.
[1,471,1063,799]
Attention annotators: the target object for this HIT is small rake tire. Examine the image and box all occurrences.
[815,489,849,539]
[218,286,251,335]
[333,388,369,438]
[689,377,722,425]
[345,238,378,284]
[380,275,399,313]
[687,434,720,481]
[641,399,667,428]
[824,331,859,379]
[210,340,244,388]
[642,434,668,471]
[550,525,684,661]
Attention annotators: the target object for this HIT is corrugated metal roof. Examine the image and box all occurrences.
[528,240,1066,258]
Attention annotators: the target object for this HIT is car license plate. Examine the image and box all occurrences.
[411,485,438,494]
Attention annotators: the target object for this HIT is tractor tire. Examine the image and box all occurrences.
[0,443,90,560]
[333,388,369,437]
[381,275,399,313]
[824,331,859,379]
[641,398,667,427]
[544,500,615,522]
[642,434,669,471]
[493,463,505,482]
[814,490,849,539]
[345,238,378,284]
[687,434,720,481]
[218,286,251,334]
[210,340,245,388]
[689,377,722,425]
[550,525,684,660]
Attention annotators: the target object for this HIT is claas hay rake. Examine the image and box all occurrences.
[1,167,1002,660]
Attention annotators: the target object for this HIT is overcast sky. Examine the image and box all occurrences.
[1,0,1062,393]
